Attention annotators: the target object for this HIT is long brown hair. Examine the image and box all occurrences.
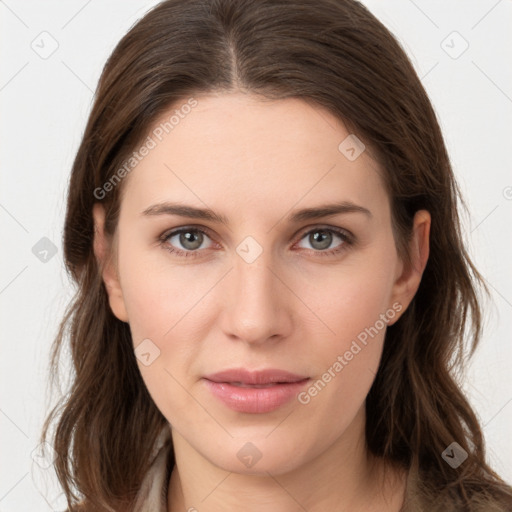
[41,0,512,510]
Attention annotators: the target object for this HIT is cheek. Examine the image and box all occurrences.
[119,258,206,420]
[116,241,221,412]
[293,274,394,448]
[117,236,209,341]
[298,271,390,399]
[293,243,398,346]
[291,239,398,407]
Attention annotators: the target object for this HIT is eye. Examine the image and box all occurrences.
[295,227,353,256]
[160,227,215,257]
[159,225,354,259]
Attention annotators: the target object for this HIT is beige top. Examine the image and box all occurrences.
[132,429,174,512]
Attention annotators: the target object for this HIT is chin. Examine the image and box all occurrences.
[202,435,313,476]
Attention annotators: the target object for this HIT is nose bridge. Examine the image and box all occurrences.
[221,244,290,345]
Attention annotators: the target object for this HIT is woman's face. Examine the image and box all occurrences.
[96,92,427,475]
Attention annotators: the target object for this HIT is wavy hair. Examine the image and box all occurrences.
[41,0,512,510]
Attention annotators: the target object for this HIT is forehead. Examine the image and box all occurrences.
[119,92,388,222]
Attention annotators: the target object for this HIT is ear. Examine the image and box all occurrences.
[387,210,431,325]
[92,203,129,322]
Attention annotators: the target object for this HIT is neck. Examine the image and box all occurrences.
[167,407,406,512]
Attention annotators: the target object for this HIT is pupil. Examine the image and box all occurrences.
[311,230,332,250]
[180,231,202,250]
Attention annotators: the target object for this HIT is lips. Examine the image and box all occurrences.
[203,368,310,413]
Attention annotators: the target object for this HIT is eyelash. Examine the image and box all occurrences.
[158,225,355,259]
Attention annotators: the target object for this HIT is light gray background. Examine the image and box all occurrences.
[1,1,511,510]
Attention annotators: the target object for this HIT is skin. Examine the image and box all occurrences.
[93,91,430,511]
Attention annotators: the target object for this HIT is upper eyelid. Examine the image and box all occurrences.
[161,224,217,242]
[301,224,352,236]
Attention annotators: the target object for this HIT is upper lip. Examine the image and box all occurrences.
[203,368,309,385]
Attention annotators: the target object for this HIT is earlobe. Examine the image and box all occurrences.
[92,203,129,323]
[388,210,431,324]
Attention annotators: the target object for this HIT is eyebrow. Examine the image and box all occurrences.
[141,201,372,225]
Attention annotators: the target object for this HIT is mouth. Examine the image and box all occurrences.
[203,368,310,413]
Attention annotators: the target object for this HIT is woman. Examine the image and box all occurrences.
[41,0,512,510]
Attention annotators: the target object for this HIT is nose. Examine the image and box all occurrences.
[219,249,293,346]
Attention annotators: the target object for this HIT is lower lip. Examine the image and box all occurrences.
[203,379,310,414]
